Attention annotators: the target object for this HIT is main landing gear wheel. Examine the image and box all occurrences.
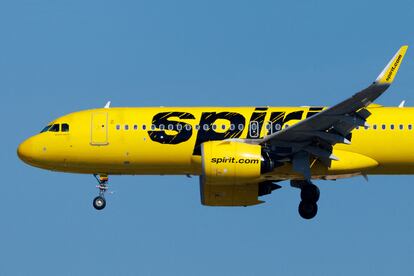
[300,183,320,202]
[93,196,106,210]
[92,174,109,211]
[298,201,318,220]
[292,181,320,220]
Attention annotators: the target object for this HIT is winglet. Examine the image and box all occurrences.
[375,45,408,85]
[104,101,111,108]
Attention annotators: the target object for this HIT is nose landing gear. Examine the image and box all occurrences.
[93,174,109,210]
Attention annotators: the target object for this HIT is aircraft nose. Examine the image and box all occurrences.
[17,138,34,163]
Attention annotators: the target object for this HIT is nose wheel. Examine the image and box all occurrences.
[93,174,109,210]
[93,196,106,210]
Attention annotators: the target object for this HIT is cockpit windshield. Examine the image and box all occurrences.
[61,123,69,132]
[40,125,52,133]
[40,123,70,133]
[49,124,60,132]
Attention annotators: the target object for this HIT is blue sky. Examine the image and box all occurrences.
[2,0,414,275]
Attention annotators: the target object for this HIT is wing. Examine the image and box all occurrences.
[258,46,408,179]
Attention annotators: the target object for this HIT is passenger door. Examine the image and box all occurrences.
[249,121,260,138]
[91,112,108,145]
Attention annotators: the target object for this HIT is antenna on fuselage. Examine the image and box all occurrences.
[104,101,111,108]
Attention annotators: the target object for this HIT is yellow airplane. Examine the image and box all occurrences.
[17,46,409,219]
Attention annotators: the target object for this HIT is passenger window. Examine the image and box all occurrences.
[195,125,200,130]
[116,125,120,130]
[373,124,377,130]
[364,125,369,130]
[266,123,272,131]
[390,124,394,130]
[409,124,412,130]
[382,124,386,130]
[49,124,60,132]
[238,124,244,131]
[176,124,182,131]
[230,124,235,131]
[203,124,209,131]
[142,125,146,130]
[124,125,129,130]
[212,124,217,130]
[274,124,281,131]
[151,125,156,130]
[221,124,226,130]
[399,124,404,130]
[168,124,174,130]
[159,124,165,130]
[61,123,69,132]
[185,124,192,131]
[133,125,138,130]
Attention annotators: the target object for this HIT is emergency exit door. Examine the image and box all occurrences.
[91,112,108,145]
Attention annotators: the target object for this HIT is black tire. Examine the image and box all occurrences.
[93,196,106,210]
[298,201,318,220]
[300,184,320,202]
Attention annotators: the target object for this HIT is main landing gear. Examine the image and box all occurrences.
[292,180,320,219]
[93,174,109,210]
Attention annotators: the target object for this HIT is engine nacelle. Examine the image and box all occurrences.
[201,141,263,185]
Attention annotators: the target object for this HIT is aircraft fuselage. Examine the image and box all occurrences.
[17,105,414,180]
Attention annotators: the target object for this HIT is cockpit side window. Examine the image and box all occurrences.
[49,124,60,132]
[61,123,69,132]
[40,125,52,133]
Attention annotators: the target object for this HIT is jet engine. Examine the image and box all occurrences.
[201,140,272,185]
